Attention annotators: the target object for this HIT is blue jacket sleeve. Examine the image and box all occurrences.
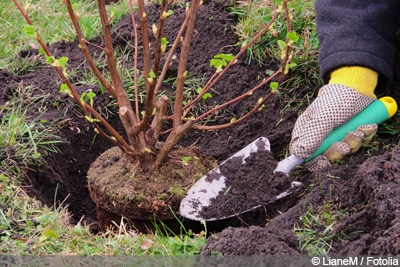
[316,0,400,91]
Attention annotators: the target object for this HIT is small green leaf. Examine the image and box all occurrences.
[85,115,94,123]
[149,70,156,79]
[286,31,299,42]
[161,37,168,45]
[230,118,236,123]
[148,70,156,83]
[202,93,212,100]
[161,37,168,52]
[162,10,173,18]
[284,62,298,74]
[87,91,96,99]
[277,40,286,50]
[210,59,224,73]
[45,55,55,64]
[57,57,69,68]
[23,25,36,39]
[214,53,234,62]
[84,116,100,123]
[60,83,72,97]
[39,229,58,242]
[210,58,225,68]
[210,53,234,73]
[182,156,191,166]
[270,82,279,91]
[81,91,96,106]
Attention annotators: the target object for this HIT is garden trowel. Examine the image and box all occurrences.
[179,97,397,221]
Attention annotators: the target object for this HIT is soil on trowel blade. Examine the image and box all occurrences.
[199,149,295,220]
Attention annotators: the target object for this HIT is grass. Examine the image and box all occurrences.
[0,0,129,72]
[0,180,206,255]
[0,0,327,257]
[0,85,62,173]
[230,0,318,66]
[293,202,348,256]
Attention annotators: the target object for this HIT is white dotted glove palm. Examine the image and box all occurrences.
[289,84,376,171]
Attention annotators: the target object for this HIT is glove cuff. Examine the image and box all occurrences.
[328,66,378,99]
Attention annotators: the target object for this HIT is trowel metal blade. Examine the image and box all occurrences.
[179,137,272,221]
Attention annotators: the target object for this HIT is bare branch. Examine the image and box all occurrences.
[153,0,169,75]
[194,70,281,124]
[150,95,169,142]
[193,91,275,131]
[98,0,148,150]
[278,0,293,82]
[155,118,196,167]
[133,0,157,135]
[173,0,201,128]
[153,9,191,96]
[64,0,116,98]
[129,0,140,119]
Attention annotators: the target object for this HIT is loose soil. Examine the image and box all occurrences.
[1,0,400,255]
[197,148,301,220]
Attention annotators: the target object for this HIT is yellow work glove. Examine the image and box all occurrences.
[289,66,379,171]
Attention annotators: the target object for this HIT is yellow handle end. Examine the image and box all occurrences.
[378,96,398,118]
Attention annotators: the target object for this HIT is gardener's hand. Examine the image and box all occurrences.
[289,84,376,171]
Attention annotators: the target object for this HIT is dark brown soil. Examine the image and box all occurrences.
[198,148,300,220]
[1,0,400,255]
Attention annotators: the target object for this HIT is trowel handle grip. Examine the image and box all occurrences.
[305,96,398,162]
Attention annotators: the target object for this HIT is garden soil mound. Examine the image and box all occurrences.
[1,0,400,255]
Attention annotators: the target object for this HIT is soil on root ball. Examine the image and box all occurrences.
[1,0,400,256]
[87,145,217,231]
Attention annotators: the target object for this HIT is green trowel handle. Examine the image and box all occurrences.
[305,96,398,162]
